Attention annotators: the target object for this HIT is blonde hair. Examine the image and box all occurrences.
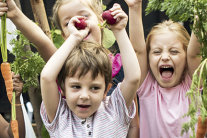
[57,41,112,93]
[146,20,190,54]
[52,0,103,31]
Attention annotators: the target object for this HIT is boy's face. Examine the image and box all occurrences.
[149,31,186,88]
[58,0,102,45]
[64,70,106,119]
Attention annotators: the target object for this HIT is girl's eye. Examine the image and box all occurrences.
[171,50,179,54]
[153,50,161,55]
[82,13,89,18]
[65,22,69,27]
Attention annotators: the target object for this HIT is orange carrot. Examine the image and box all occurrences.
[1,62,13,102]
[11,120,19,138]
[196,116,207,138]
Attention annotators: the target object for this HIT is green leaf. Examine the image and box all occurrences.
[102,28,115,49]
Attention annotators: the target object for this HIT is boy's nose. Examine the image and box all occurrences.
[79,90,89,100]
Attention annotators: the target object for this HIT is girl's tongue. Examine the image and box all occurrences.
[161,70,173,78]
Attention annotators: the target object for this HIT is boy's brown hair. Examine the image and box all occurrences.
[57,41,112,93]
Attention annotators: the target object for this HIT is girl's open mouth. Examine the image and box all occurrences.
[159,65,174,79]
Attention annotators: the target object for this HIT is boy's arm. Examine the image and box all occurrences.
[187,32,201,78]
[40,17,89,122]
[125,0,147,85]
[0,0,56,62]
[110,4,141,107]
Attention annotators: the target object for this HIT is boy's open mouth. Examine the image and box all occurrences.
[78,105,90,108]
[159,65,174,79]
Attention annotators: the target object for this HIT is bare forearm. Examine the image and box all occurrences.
[15,97,25,138]
[129,2,145,54]
[128,1,148,84]
[10,8,56,62]
[114,29,140,82]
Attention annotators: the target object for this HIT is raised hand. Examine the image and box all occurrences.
[67,16,90,41]
[12,72,23,98]
[124,0,142,7]
[109,3,128,32]
[0,0,18,18]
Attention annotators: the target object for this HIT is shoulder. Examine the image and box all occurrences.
[137,71,156,96]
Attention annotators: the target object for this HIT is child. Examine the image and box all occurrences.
[0,0,125,94]
[40,3,140,137]
[0,0,138,137]
[0,73,25,138]
[125,0,202,137]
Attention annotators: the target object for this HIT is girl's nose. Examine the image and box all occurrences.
[161,53,170,61]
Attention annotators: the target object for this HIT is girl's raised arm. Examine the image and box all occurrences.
[187,32,201,78]
[124,0,147,86]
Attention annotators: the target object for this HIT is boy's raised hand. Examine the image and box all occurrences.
[0,0,18,18]
[109,3,128,32]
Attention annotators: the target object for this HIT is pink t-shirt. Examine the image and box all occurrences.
[137,71,193,138]
[41,83,135,138]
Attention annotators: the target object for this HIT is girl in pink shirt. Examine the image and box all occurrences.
[124,0,201,137]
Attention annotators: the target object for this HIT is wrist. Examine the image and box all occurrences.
[113,29,126,37]
[128,2,142,9]
[9,7,23,21]
[65,34,81,46]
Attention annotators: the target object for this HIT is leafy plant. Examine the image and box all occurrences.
[50,29,64,48]
[146,0,207,137]
[10,30,45,92]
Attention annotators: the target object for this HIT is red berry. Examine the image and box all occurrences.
[102,10,116,25]
[75,18,87,30]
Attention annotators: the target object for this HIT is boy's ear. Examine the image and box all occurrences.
[103,83,112,99]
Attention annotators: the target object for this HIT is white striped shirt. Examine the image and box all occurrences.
[40,83,136,138]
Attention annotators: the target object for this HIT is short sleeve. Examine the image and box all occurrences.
[107,83,136,124]
[40,93,70,133]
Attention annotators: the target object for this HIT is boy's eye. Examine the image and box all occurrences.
[71,85,81,89]
[91,86,100,91]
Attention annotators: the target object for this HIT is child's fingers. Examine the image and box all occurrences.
[111,10,126,19]
[69,16,86,24]
[0,3,8,16]
[110,3,122,11]
[13,78,23,94]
